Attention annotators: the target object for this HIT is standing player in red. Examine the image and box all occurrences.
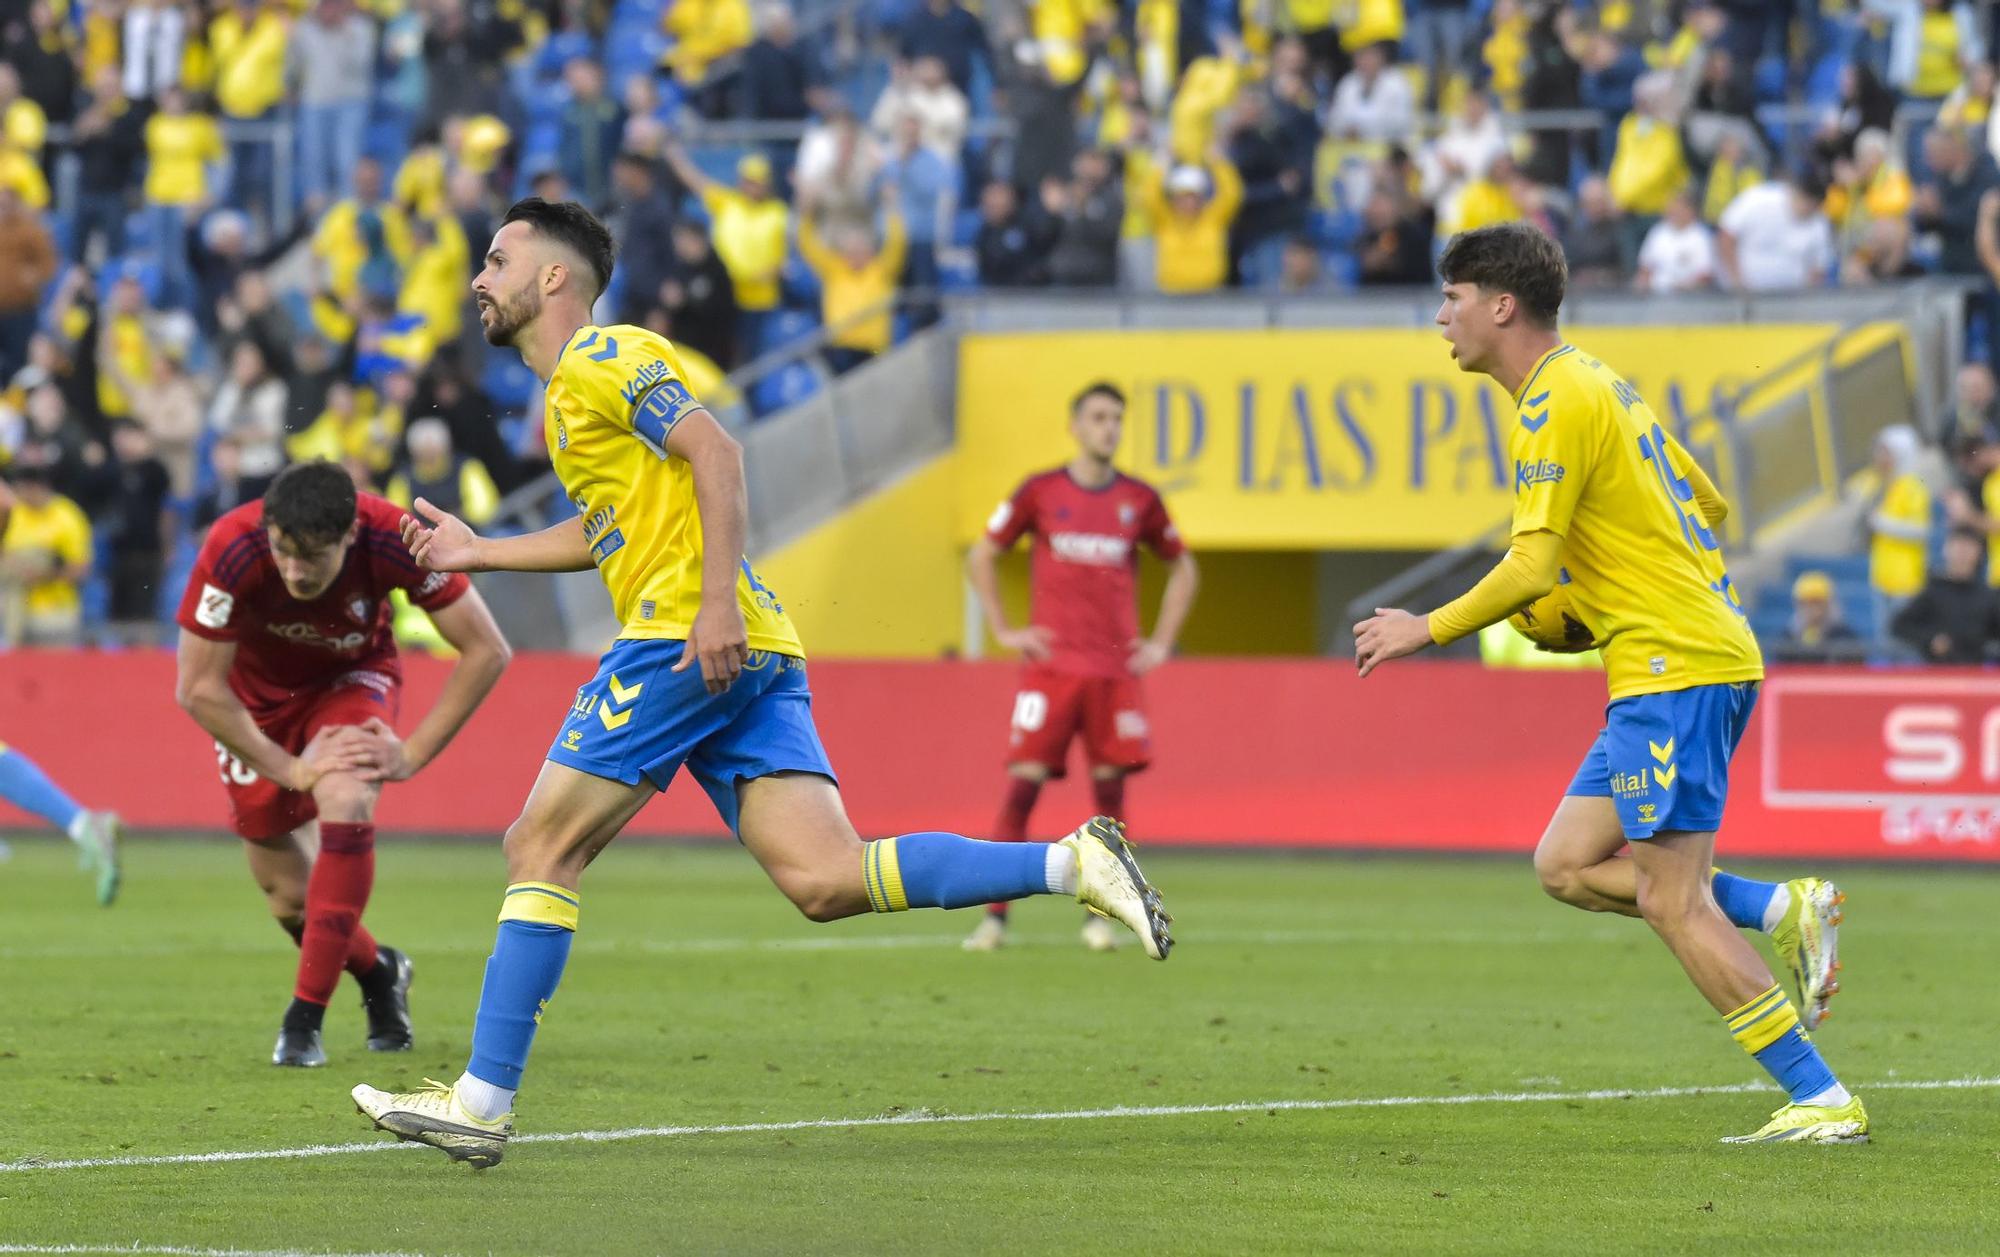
[174,462,511,1066]
[964,382,1199,952]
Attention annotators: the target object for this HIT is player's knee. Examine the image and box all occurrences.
[314,772,376,822]
[500,816,585,882]
[1532,846,1586,906]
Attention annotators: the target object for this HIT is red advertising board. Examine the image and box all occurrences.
[2,651,1996,860]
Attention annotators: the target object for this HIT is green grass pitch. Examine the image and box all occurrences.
[1,836,1996,1255]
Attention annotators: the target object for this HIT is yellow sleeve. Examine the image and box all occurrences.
[1509,378,1597,538]
[1888,474,1931,523]
[1208,159,1243,221]
[570,329,708,451]
[55,502,93,567]
[795,212,833,274]
[1428,530,1565,646]
[460,460,501,525]
[1663,431,1728,526]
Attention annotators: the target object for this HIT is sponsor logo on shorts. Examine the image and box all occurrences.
[1609,769,1651,799]
[1115,710,1149,740]
[420,570,449,596]
[196,583,235,629]
[563,728,583,751]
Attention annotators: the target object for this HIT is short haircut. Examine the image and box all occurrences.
[262,461,357,545]
[1437,223,1567,328]
[1071,381,1126,415]
[502,197,618,300]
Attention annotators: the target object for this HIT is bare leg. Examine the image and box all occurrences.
[736,771,871,922]
[243,824,316,934]
[1629,829,1776,1015]
[1532,795,1642,917]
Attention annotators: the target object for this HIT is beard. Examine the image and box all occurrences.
[479,286,542,346]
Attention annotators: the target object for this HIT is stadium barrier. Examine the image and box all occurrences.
[4,652,1997,861]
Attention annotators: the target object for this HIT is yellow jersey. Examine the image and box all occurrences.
[1986,468,2000,588]
[545,324,802,656]
[1507,343,1764,699]
[1,492,92,619]
[1870,471,1930,597]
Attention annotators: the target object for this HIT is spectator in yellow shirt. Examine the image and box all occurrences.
[0,462,92,647]
[0,142,50,209]
[1868,424,1932,644]
[0,64,48,156]
[312,156,413,303]
[399,212,470,344]
[664,142,791,350]
[209,0,287,225]
[664,0,751,97]
[1607,74,1689,220]
[143,88,224,310]
[1146,157,1243,293]
[796,188,906,373]
[1827,127,1914,273]
[1702,128,1762,224]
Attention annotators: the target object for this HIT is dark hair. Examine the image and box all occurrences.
[502,197,617,300]
[1070,381,1126,414]
[1949,523,1987,546]
[262,460,357,545]
[1437,223,1567,328]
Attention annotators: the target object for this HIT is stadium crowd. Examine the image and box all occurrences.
[3,0,2000,654]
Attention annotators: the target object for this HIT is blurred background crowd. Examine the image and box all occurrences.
[2,0,2000,660]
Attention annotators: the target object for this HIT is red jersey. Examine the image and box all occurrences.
[986,468,1184,678]
[175,494,469,715]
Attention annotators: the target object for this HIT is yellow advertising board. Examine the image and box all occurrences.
[956,325,1846,549]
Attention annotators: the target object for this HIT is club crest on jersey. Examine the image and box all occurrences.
[347,596,372,624]
[1118,502,1136,526]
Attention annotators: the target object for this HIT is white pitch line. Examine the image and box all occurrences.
[0,926,1629,962]
[0,1246,424,1257]
[4,1076,1995,1176]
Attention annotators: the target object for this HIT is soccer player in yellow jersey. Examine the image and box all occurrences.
[1354,224,1866,1145]
[351,199,1174,1166]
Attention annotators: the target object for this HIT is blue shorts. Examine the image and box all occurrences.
[1567,681,1759,840]
[545,639,836,834]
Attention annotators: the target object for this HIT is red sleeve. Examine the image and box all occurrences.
[985,477,1039,548]
[174,512,260,641]
[359,497,469,611]
[1139,487,1185,559]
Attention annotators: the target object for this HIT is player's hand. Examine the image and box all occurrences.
[1352,607,1433,678]
[349,716,415,782]
[676,601,750,695]
[401,497,482,572]
[290,725,376,792]
[1128,637,1171,675]
[995,625,1054,662]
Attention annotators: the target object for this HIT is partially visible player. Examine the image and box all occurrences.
[352,199,1173,1167]
[0,477,121,900]
[174,462,511,1067]
[1355,223,1862,1144]
[963,383,1198,952]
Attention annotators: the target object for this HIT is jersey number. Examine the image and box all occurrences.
[215,742,259,786]
[1636,423,1744,614]
[1011,691,1048,733]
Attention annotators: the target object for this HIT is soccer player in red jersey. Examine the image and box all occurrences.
[173,462,511,1066]
[964,381,1199,951]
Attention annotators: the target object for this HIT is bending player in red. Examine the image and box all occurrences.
[173,462,511,1066]
[964,381,1199,952]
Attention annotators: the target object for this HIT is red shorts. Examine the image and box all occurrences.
[213,671,399,842]
[1005,666,1150,779]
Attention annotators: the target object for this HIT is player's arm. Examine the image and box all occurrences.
[401,500,594,573]
[361,587,512,782]
[1132,495,1198,674]
[665,407,753,694]
[173,630,371,791]
[1358,382,1593,676]
[967,482,1053,659]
